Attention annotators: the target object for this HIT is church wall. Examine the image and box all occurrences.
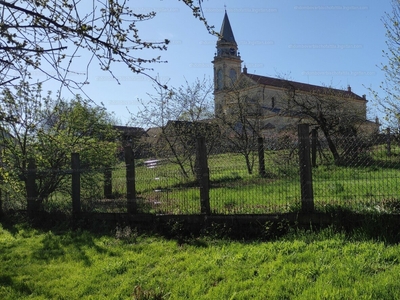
[212,11,370,136]
[221,83,367,118]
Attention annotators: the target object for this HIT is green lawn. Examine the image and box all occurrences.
[1,223,400,299]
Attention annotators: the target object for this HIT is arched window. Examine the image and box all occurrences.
[229,69,237,84]
[217,69,223,90]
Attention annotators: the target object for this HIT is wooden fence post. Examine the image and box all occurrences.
[298,124,314,213]
[71,153,81,215]
[124,146,137,214]
[258,137,266,177]
[311,128,318,168]
[196,136,211,215]
[26,158,38,217]
[104,167,113,199]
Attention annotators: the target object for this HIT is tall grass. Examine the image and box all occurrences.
[1,222,400,299]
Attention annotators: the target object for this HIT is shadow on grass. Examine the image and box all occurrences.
[136,176,241,197]
[31,230,112,266]
[0,275,32,297]
[0,212,115,267]
[2,208,400,248]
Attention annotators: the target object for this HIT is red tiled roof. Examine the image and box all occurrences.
[244,73,366,101]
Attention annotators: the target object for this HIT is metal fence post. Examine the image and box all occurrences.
[71,153,81,215]
[125,146,137,214]
[298,124,314,213]
[196,136,211,215]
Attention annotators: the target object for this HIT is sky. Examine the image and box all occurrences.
[52,0,393,125]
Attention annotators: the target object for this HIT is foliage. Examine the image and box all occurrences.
[0,0,215,92]
[0,83,118,210]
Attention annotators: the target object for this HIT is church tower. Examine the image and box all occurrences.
[212,11,242,115]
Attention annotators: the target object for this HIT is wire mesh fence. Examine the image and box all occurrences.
[2,127,400,216]
[135,163,201,214]
[207,151,301,214]
[311,132,400,213]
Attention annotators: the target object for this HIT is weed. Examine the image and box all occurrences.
[377,198,400,213]
[132,285,168,300]
[115,226,138,244]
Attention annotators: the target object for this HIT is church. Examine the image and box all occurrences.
[212,11,378,136]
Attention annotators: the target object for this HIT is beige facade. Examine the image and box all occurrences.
[213,12,378,136]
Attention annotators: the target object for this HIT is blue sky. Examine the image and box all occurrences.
[63,0,393,125]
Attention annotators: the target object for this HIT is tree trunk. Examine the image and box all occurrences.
[257,137,266,177]
[320,127,341,165]
[26,158,42,216]
[244,153,253,175]
[164,135,190,179]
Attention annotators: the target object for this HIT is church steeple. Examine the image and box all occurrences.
[212,10,242,115]
[219,11,236,44]
[215,10,240,58]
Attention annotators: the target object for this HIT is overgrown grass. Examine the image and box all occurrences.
[2,222,400,299]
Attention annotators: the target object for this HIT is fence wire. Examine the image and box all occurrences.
[312,133,400,213]
[3,130,400,215]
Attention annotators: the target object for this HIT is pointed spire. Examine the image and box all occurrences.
[219,11,236,44]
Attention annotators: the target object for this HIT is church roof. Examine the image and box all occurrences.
[218,11,236,44]
[243,73,366,101]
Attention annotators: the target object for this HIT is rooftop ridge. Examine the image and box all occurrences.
[244,73,366,101]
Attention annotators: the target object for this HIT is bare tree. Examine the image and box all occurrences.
[175,78,215,122]
[216,80,264,175]
[283,83,365,165]
[0,0,215,93]
[373,0,400,127]
[133,77,216,178]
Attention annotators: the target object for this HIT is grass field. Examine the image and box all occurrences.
[102,151,302,215]
[3,144,400,215]
[1,221,400,299]
[105,146,400,215]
